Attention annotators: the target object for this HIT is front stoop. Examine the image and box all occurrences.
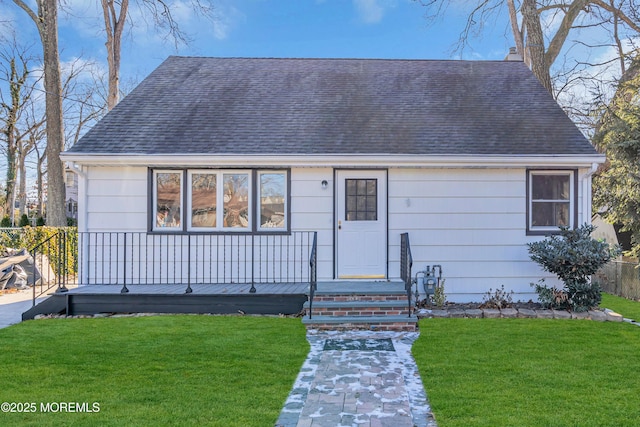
[302,286,417,332]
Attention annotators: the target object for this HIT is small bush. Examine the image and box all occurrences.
[433,279,446,308]
[1,216,11,227]
[480,285,514,309]
[531,279,570,310]
[528,224,619,311]
[18,214,30,227]
[36,217,45,226]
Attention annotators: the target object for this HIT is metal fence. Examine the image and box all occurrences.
[595,260,640,301]
[77,231,316,287]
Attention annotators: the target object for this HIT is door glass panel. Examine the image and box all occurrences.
[345,179,377,221]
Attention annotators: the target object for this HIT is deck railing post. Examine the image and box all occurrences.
[249,234,256,293]
[31,244,37,306]
[185,234,193,293]
[120,233,129,293]
[56,231,69,293]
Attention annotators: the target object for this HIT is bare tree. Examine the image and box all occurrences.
[99,0,215,110]
[417,1,640,97]
[12,0,67,226]
[0,39,39,223]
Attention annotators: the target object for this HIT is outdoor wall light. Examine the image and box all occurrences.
[321,180,328,189]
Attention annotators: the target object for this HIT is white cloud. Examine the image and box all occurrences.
[354,0,385,24]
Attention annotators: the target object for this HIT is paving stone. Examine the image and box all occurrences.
[552,310,572,319]
[500,308,518,318]
[483,309,501,318]
[536,310,554,319]
[588,310,608,322]
[571,311,590,320]
[278,331,431,427]
[517,308,537,318]
[605,310,623,322]
[448,309,466,318]
[415,309,431,318]
[430,309,449,318]
[464,309,483,318]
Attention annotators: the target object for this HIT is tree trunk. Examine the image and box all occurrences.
[17,148,28,216]
[38,0,66,226]
[34,144,45,218]
[521,0,554,94]
[506,0,524,60]
[102,0,128,110]
[5,136,16,223]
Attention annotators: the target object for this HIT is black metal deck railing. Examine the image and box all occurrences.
[28,231,77,304]
[400,232,413,317]
[77,231,317,293]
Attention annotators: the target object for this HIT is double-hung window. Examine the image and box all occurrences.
[151,169,288,233]
[527,170,576,234]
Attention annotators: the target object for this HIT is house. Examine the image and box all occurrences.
[65,167,79,223]
[60,56,604,304]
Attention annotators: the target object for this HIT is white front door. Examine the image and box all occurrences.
[336,170,387,279]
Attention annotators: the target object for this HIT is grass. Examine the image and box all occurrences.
[601,292,640,321]
[0,315,308,427]
[413,316,640,427]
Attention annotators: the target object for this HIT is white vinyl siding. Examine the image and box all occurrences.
[387,168,585,302]
[85,166,148,231]
[79,165,592,301]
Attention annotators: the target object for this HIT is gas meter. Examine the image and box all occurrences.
[413,265,443,302]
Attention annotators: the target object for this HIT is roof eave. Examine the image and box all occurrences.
[60,153,606,169]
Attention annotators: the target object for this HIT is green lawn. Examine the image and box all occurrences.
[0,316,308,427]
[601,292,640,321]
[413,316,640,427]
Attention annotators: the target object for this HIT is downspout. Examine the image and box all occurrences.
[67,161,88,286]
[66,161,87,232]
[582,163,599,225]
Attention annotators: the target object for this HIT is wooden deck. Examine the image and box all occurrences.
[66,283,309,295]
[24,281,411,320]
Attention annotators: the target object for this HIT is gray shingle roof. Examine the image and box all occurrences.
[66,56,597,156]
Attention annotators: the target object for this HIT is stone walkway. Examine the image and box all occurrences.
[276,330,437,427]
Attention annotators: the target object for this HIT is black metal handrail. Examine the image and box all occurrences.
[29,231,76,306]
[400,232,413,317]
[77,231,316,293]
[308,232,318,319]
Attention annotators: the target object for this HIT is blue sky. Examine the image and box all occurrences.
[3,0,516,85]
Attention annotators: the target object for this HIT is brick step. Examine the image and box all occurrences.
[304,300,410,317]
[312,293,409,302]
[302,315,417,332]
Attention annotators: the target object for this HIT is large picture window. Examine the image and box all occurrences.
[527,170,576,234]
[152,169,288,233]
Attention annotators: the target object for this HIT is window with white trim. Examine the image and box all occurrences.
[152,169,288,233]
[527,170,576,234]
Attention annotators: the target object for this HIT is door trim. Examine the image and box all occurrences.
[333,168,388,279]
